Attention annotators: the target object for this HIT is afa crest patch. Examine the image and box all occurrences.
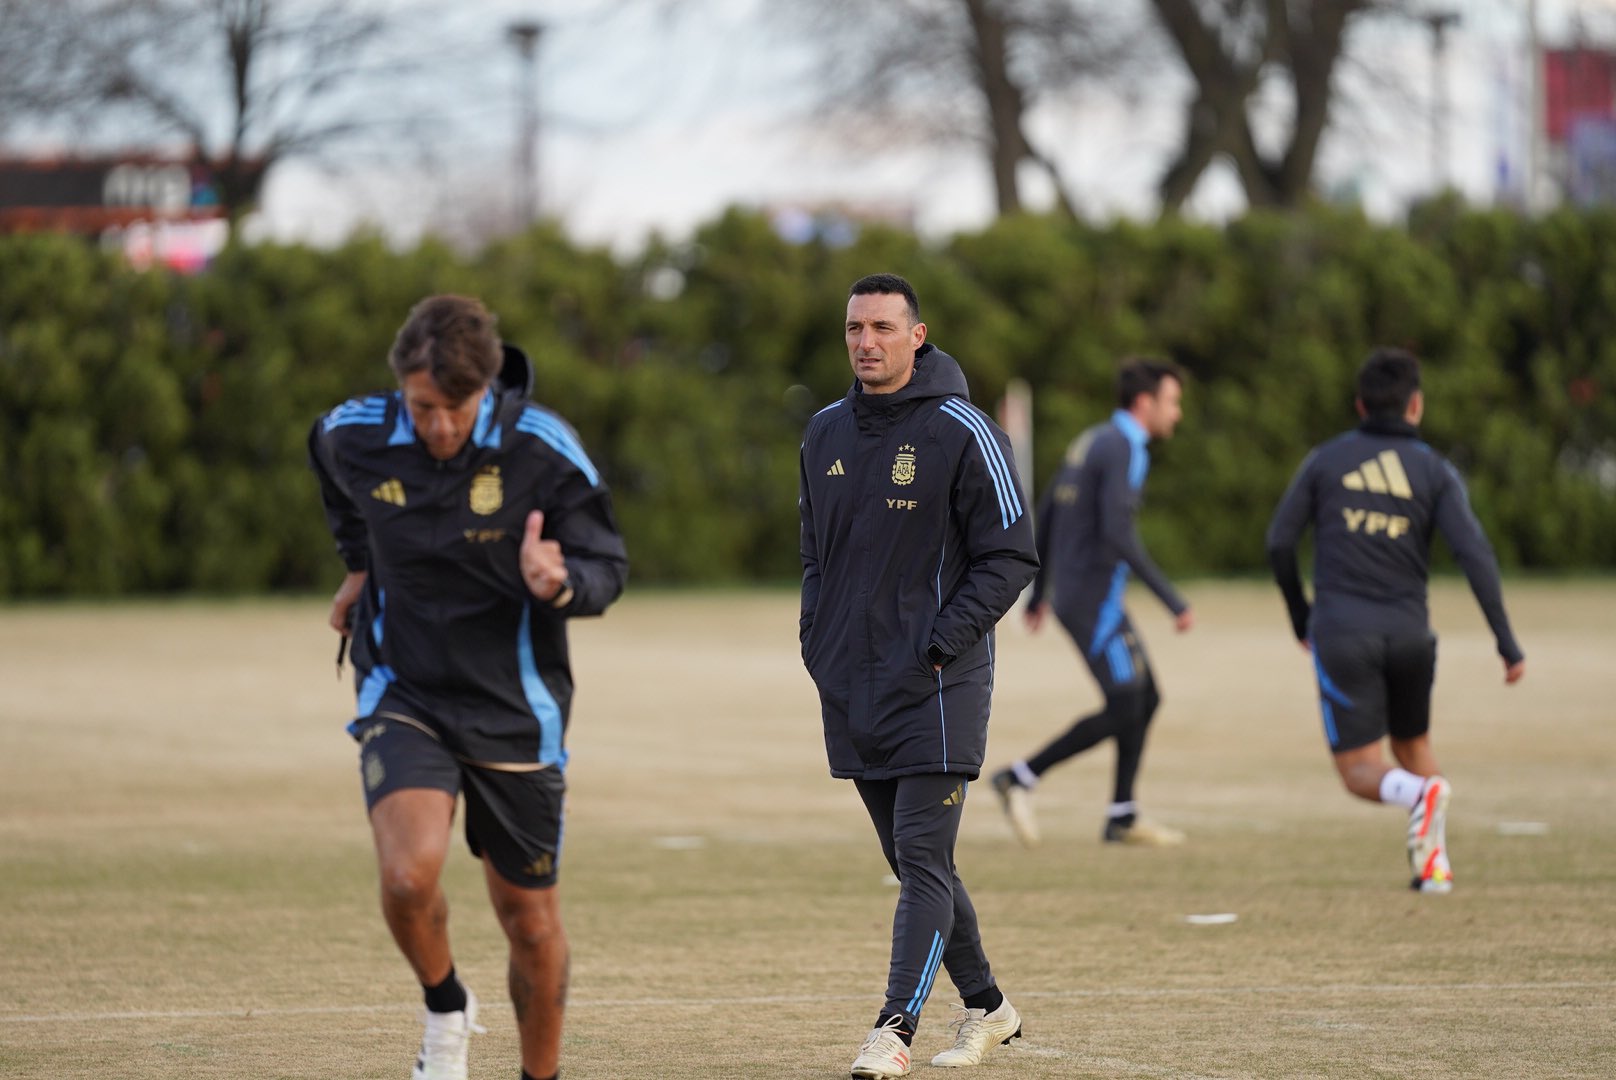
[892,444,917,486]
[470,465,503,515]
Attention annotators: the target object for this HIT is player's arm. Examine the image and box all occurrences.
[1096,439,1188,619]
[524,457,629,617]
[307,419,371,635]
[928,413,1040,663]
[798,444,822,644]
[1431,462,1525,674]
[1025,480,1057,611]
[1265,450,1318,643]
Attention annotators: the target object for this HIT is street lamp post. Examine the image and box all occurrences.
[507,19,544,228]
[1421,9,1462,193]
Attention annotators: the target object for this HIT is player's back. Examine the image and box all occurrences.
[1039,420,1129,610]
[1298,421,1455,633]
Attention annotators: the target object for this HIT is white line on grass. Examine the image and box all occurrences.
[3,980,1612,1025]
[1020,1049,1226,1080]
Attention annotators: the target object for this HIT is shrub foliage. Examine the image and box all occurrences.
[1,204,1612,596]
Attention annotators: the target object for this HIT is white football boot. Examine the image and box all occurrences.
[990,769,1040,848]
[931,998,1023,1067]
[1409,776,1453,893]
[850,1014,913,1078]
[412,987,485,1080]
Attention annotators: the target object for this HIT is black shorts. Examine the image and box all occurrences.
[1059,608,1152,695]
[354,711,566,889]
[1311,630,1438,752]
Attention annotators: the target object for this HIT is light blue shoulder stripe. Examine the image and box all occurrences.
[470,390,502,449]
[941,401,1010,509]
[388,392,414,445]
[517,407,600,486]
[1111,410,1151,489]
[939,399,1023,528]
[941,399,1023,518]
[324,395,388,433]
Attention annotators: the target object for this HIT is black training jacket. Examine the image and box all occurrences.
[308,346,629,766]
[1265,416,1523,664]
[799,345,1039,780]
[1027,410,1187,639]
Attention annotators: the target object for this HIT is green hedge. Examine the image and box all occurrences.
[1,203,1611,597]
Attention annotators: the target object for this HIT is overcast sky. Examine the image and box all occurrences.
[242,0,1616,253]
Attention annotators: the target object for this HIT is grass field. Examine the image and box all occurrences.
[2,581,1613,1079]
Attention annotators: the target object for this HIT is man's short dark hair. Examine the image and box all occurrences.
[849,273,920,325]
[1357,347,1421,418]
[1116,357,1183,409]
[389,294,502,403]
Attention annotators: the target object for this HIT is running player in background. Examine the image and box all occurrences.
[1265,346,1525,893]
[989,358,1193,849]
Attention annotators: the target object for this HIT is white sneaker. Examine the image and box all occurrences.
[990,769,1039,847]
[930,997,1022,1067]
[1103,817,1186,847]
[412,988,485,1080]
[850,1014,913,1078]
[1409,776,1453,893]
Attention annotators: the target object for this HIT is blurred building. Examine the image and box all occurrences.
[767,199,917,247]
[0,155,228,271]
[1542,46,1616,205]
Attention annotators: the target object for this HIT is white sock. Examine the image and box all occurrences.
[1378,768,1425,809]
[1011,761,1038,789]
[1107,800,1138,819]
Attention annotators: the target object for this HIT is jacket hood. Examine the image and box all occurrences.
[498,343,535,400]
[848,343,971,408]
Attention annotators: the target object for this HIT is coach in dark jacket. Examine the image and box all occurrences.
[800,274,1037,1078]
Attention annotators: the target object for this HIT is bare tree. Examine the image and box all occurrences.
[778,0,1142,217]
[0,0,446,227]
[1148,0,1410,211]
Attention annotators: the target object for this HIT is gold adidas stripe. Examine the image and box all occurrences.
[1342,452,1412,499]
[1378,450,1413,498]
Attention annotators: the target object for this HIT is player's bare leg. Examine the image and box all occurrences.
[1391,734,1452,890]
[484,861,569,1078]
[1389,734,1440,778]
[370,788,458,982]
[1331,743,1393,802]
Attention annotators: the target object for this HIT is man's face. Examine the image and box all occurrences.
[1140,376,1183,440]
[845,292,925,395]
[401,370,485,460]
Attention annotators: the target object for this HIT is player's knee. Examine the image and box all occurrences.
[1107,685,1153,725]
[890,846,950,893]
[495,891,564,951]
[377,862,439,910]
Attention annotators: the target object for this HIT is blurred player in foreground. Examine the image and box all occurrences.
[990,358,1193,848]
[799,273,1038,1077]
[309,294,628,1079]
[1265,347,1524,893]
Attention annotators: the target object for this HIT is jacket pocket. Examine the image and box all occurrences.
[912,613,942,674]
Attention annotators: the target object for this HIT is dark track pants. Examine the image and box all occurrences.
[855,774,997,1030]
[1025,610,1160,805]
